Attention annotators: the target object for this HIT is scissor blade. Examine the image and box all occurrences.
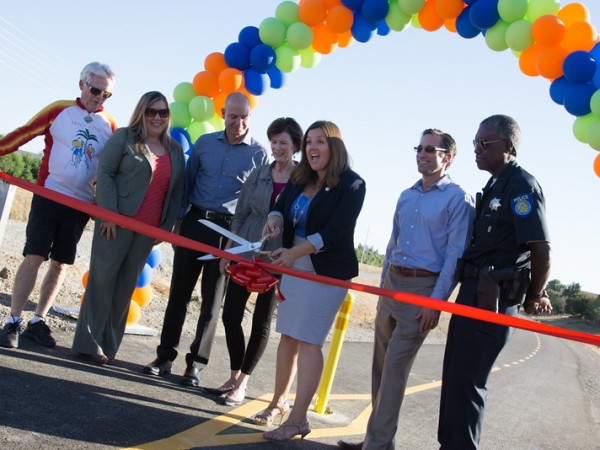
[196,243,256,261]
[198,219,248,246]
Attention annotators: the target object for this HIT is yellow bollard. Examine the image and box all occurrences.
[314,292,355,414]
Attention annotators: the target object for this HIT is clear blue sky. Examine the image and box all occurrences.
[1,1,599,293]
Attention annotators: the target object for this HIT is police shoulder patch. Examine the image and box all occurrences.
[511,192,533,217]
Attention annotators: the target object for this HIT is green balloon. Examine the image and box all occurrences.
[573,113,600,143]
[590,91,600,117]
[526,0,560,22]
[259,17,287,48]
[208,114,224,132]
[275,43,301,73]
[300,46,322,69]
[410,13,422,30]
[188,96,215,122]
[398,0,425,16]
[275,1,299,27]
[287,22,313,50]
[485,20,510,52]
[505,20,534,52]
[170,101,192,129]
[498,0,528,23]
[173,82,196,104]
[586,121,600,150]
[386,2,411,32]
[188,120,216,143]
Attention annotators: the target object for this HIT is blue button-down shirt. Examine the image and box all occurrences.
[382,174,475,300]
[181,130,268,217]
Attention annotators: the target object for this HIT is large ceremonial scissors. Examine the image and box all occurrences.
[197,219,272,261]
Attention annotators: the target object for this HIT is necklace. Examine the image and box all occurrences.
[292,194,311,227]
[83,113,93,124]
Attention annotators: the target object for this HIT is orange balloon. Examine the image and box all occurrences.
[532,15,566,48]
[80,292,85,304]
[131,285,152,308]
[323,0,342,9]
[435,0,465,19]
[204,52,228,75]
[218,68,243,92]
[192,71,220,98]
[519,44,541,77]
[126,301,141,325]
[535,45,567,79]
[444,17,457,33]
[326,5,354,33]
[419,0,445,32]
[82,271,89,288]
[237,88,259,110]
[594,153,600,177]
[562,21,598,53]
[213,91,228,118]
[557,2,591,27]
[312,23,339,54]
[338,30,354,48]
[299,0,327,26]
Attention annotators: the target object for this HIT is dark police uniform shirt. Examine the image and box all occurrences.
[464,161,550,269]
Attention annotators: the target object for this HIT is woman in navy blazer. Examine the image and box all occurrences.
[72,91,185,364]
[259,121,366,443]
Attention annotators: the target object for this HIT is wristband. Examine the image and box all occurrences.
[525,289,548,301]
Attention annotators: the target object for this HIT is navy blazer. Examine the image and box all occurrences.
[274,169,366,280]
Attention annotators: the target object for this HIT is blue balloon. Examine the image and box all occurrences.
[563,51,596,84]
[250,44,276,73]
[469,0,500,30]
[342,0,363,11]
[361,0,389,23]
[169,127,191,154]
[590,42,600,61]
[549,77,573,105]
[244,69,269,96]
[224,42,250,71]
[377,19,390,36]
[238,26,262,49]
[351,12,377,43]
[267,66,286,89]
[136,263,153,288]
[146,246,163,269]
[563,83,596,116]
[456,7,481,39]
[184,153,189,167]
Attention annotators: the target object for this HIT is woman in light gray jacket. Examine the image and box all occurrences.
[72,91,184,364]
[209,118,303,410]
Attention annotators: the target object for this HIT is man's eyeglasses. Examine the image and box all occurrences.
[414,145,449,154]
[85,81,112,99]
[145,108,170,118]
[473,138,508,149]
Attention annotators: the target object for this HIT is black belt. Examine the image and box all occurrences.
[390,265,439,278]
[192,206,232,222]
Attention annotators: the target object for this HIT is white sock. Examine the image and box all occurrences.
[8,315,21,324]
[29,315,44,324]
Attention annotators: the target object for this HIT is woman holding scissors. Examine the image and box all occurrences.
[208,117,303,407]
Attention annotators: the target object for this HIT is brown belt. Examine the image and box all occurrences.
[390,265,439,278]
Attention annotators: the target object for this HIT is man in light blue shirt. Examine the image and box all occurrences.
[339,128,475,450]
[143,92,268,386]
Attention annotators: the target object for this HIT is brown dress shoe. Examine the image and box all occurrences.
[337,440,363,450]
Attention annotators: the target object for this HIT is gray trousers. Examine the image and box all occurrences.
[363,270,437,450]
[72,221,154,359]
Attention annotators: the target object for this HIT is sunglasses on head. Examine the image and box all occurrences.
[414,145,449,154]
[144,108,170,118]
[85,81,112,99]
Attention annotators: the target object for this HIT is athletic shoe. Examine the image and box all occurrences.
[0,322,21,348]
[23,320,56,348]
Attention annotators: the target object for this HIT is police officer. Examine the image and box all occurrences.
[437,114,552,450]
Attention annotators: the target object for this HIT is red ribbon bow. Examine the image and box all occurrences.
[227,258,285,301]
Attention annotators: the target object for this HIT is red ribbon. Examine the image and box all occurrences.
[227,257,285,301]
[2,172,599,347]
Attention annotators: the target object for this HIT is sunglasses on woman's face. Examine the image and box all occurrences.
[144,108,170,118]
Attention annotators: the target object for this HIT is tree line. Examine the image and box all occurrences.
[0,145,41,183]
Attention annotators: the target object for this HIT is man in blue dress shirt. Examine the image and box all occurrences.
[339,128,475,450]
[143,92,268,386]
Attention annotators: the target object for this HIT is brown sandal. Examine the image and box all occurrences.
[263,420,311,443]
[252,402,290,426]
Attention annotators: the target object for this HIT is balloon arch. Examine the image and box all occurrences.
[167,0,600,176]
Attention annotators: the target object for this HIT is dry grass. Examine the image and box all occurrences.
[8,187,32,222]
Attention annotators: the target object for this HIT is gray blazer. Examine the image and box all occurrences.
[95,127,185,231]
[231,162,285,252]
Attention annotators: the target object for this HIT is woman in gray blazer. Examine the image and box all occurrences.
[209,118,303,408]
[72,91,185,364]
